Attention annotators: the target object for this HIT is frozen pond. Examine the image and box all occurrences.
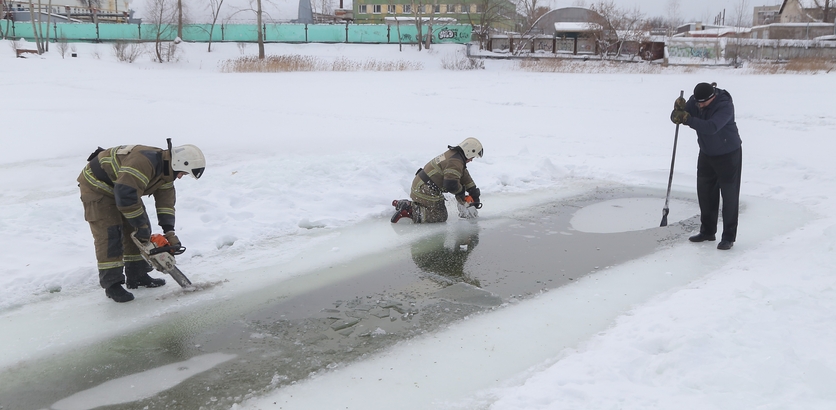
[0,187,701,410]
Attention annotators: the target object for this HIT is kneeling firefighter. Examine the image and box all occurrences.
[391,137,483,224]
[78,140,205,303]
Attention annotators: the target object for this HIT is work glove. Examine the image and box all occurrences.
[164,230,181,248]
[674,96,687,111]
[470,190,482,209]
[670,109,690,125]
[135,225,151,243]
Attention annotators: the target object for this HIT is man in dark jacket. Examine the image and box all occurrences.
[671,82,742,250]
[391,137,483,224]
[78,143,206,302]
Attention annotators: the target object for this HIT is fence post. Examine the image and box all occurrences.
[138,22,141,40]
[345,22,349,43]
[305,23,308,42]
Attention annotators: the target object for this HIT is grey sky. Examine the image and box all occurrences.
[551,0,785,24]
[133,0,788,25]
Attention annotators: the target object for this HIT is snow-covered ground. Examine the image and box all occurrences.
[1,40,835,409]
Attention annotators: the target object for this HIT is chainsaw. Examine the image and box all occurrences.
[456,195,482,219]
[131,232,193,288]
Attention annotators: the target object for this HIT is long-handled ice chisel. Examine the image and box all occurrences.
[661,90,684,227]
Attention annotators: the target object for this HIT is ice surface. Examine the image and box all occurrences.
[1,40,835,410]
[51,353,235,410]
[570,197,700,233]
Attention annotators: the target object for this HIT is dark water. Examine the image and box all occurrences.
[0,187,696,410]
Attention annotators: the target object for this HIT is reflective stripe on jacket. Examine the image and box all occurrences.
[77,145,176,229]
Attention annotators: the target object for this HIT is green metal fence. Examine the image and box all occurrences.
[0,21,472,44]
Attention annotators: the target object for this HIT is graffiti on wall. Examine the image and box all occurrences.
[668,45,719,59]
[434,26,471,42]
[438,29,457,39]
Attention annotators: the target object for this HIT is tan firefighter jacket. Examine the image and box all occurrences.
[78,145,177,230]
[413,148,478,204]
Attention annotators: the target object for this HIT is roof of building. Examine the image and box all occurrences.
[554,22,602,32]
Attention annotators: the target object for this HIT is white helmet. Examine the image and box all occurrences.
[456,137,484,160]
[171,144,206,179]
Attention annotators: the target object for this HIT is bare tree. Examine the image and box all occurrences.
[44,0,52,51]
[80,0,101,24]
[727,0,750,67]
[509,0,551,55]
[206,0,225,52]
[56,33,70,58]
[35,0,48,51]
[465,0,516,50]
[146,0,178,62]
[516,0,549,33]
[411,0,424,51]
[311,0,333,16]
[665,0,682,34]
[177,0,183,38]
[811,0,834,22]
[27,0,43,53]
[2,0,11,39]
[587,1,649,59]
[424,0,439,50]
[255,0,264,59]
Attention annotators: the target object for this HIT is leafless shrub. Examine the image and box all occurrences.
[237,42,248,55]
[747,62,783,74]
[441,53,485,70]
[220,55,423,72]
[785,57,834,73]
[57,35,70,59]
[748,58,835,74]
[151,42,180,63]
[333,57,422,71]
[112,41,145,63]
[517,58,661,74]
[8,39,19,54]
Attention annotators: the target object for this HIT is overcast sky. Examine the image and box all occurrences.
[561,0,785,24]
[131,0,787,25]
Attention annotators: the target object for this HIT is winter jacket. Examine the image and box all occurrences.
[77,145,177,231]
[684,88,742,156]
[412,148,479,204]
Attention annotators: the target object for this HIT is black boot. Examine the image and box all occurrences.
[688,233,716,242]
[391,199,413,223]
[105,283,135,303]
[125,260,166,289]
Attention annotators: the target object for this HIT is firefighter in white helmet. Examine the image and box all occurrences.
[78,141,205,303]
[391,137,483,223]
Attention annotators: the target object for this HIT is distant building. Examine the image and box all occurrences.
[754,5,781,25]
[778,0,835,23]
[750,22,835,39]
[352,0,516,31]
[2,0,131,23]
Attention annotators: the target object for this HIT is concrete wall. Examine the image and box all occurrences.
[751,23,835,40]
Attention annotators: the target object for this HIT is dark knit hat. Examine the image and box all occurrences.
[694,82,716,102]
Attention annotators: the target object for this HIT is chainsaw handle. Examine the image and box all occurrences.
[149,245,186,256]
